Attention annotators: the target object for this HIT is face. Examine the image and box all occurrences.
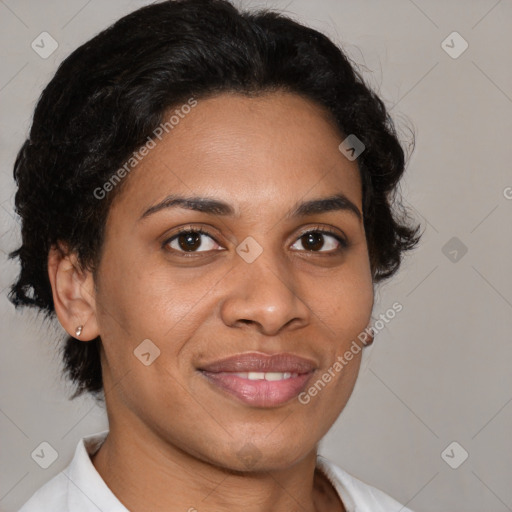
[91,91,374,471]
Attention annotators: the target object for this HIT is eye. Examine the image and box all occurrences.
[164,227,223,254]
[290,227,347,253]
[163,225,347,256]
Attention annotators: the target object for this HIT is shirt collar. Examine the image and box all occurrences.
[63,429,129,511]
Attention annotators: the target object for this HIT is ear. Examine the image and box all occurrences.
[360,327,375,347]
[47,242,100,341]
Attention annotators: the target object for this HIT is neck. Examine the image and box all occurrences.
[90,416,344,512]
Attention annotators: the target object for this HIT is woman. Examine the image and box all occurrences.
[10,0,422,510]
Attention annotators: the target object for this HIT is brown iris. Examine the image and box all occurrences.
[178,232,202,251]
[302,232,324,251]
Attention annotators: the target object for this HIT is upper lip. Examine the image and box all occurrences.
[198,352,317,374]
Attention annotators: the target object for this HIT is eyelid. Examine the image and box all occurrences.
[294,224,347,246]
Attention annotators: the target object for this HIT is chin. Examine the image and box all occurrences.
[219,438,314,474]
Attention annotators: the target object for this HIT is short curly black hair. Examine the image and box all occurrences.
[8,0,422,400]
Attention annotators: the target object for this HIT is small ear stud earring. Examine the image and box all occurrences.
[75,325,83,337]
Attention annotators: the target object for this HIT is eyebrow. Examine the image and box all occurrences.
[139,193,362,221]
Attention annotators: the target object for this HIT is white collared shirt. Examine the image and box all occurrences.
[18,430,414,512]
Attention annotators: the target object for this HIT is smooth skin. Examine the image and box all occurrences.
[48,91,375,512]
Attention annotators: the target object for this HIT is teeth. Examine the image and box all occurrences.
[232,372,297,381]
[265,372,291,381]
[248,372,265,380]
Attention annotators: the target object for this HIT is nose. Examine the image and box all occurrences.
[219,251,311,336]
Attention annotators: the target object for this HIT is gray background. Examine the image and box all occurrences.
[1,1,511,511]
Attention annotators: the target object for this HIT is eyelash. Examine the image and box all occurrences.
[162,224,348,257]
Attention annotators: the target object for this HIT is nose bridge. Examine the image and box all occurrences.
[220,241,309,334]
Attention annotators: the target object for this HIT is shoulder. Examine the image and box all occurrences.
[17,430,111,512]
[316,455,415,512]
[18,471,69,512]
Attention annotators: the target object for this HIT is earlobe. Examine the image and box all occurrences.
[361,327,375,347]
[47,243,100,341]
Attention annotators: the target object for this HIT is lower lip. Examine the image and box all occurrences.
[200,371,314,407]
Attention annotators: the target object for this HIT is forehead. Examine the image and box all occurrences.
[110,91,362,220]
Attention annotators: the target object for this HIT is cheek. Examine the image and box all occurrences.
[95,244,192,337]
[313,252,374,338]
[94,247,226,386]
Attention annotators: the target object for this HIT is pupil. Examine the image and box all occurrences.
[304,232,324,251]
[178,232,201,251]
